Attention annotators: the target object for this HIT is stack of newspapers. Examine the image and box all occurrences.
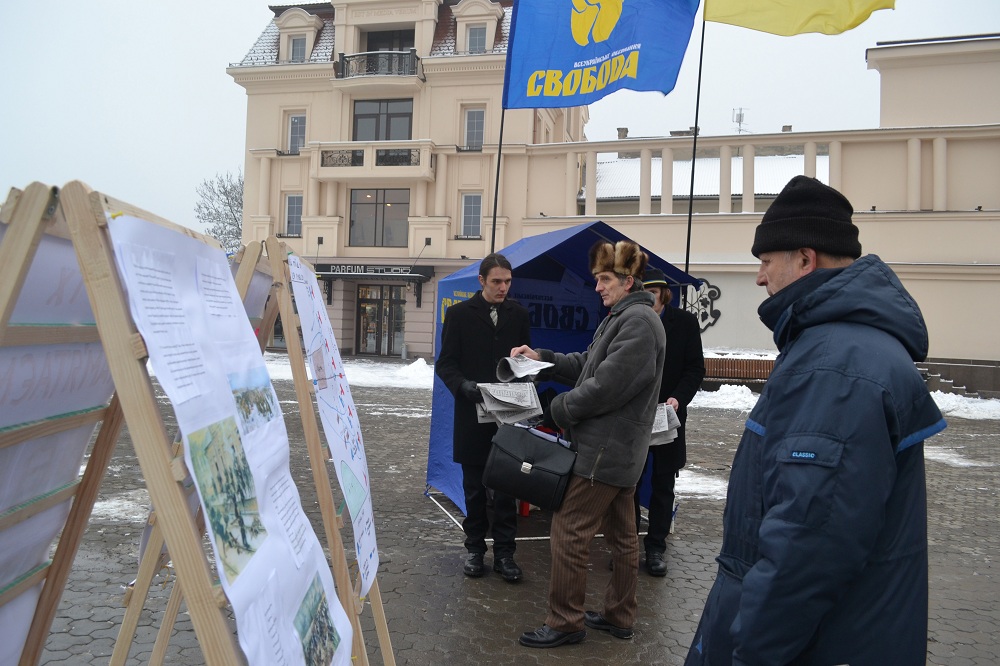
[475,383,543,424]
[475,354,555,424]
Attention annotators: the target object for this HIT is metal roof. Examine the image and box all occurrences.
[234,17,336,67]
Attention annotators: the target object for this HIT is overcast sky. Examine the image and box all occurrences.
[2,1,997,232]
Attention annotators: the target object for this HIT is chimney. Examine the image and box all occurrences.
[617,127,629,140]
[782,124,793,132]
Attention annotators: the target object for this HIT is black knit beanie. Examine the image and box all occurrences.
[751,175,862,259]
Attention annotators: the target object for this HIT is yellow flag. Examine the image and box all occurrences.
[705,0,895,36]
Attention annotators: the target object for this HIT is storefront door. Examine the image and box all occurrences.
[356,285,406,356]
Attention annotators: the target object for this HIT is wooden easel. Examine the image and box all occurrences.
[265,236,396,666]
[0,183,128,666]
[56,180,245,665]
[109,240,281,666]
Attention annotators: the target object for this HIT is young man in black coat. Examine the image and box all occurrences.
[435,253,532,581]
[634,268,705,576]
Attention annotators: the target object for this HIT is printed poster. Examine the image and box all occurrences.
[107,214,352,666]
[287,253,379,596]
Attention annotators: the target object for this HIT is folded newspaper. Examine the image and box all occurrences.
[475,382,544,424]
[652,403,681,433]
[649,403,681,446]
[495,354,554,382]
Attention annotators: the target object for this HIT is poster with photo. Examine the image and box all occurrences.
[107,215,352,665]
[286,254,379,596]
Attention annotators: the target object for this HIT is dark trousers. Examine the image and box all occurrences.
[461,463,517,558]
[634,440,681,554]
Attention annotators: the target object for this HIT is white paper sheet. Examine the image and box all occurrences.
[108,215,352,665]
[287,254,380,597]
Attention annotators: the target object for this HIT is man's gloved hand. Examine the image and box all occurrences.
[460,380,484,403]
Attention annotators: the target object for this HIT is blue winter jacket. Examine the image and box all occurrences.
[686,255,946,666]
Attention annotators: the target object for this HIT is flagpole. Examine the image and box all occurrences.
[491,107,507,254]
[682,15,707,306]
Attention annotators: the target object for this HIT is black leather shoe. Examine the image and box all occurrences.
[645,550,667,577]
[518,624,586,648]
[463,553,485,577]
[584,611,634,639]
[493,556,522,582]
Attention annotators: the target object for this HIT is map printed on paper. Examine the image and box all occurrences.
[287,254,379,596]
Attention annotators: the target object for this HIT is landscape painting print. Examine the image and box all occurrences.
[228,365,280,435]
[294,574,341,665]
[188,416,267,584]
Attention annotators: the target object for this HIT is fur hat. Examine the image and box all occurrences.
[642,267,669,289]
[751,175,862,259]
[589,240,648,278]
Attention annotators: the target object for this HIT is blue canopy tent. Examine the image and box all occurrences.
[426,221,699,513]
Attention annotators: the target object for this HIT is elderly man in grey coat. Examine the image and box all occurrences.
[511,239,666,648]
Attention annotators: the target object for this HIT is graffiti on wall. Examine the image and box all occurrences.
[686,279,721,332]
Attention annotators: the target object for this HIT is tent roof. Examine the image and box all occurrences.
[441,221,698,288]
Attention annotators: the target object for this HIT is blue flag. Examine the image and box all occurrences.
[503,0,701,109]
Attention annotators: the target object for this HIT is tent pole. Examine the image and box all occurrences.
[490,107,507,254]
[683,16,707,306]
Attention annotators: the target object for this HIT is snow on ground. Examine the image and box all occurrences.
[676,468,730,500]
[261,352,1000,420]
[263,352,435,389]
[929,391,1000,421]
[923,447,993,468]
[689,384,759,412]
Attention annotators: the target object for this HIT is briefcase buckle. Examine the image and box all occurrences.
[520,462,532,474]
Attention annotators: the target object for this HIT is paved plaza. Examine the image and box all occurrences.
[39,367,999,665]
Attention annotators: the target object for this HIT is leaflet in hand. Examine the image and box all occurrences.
[652,403,681,433]
[475,382,543,424]
[495,354,554,382]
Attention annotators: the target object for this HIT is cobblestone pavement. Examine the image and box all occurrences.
[40,369,998,665]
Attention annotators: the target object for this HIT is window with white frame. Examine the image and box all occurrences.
[285,194,303,236]
[467,25,487,54]
[461,193,482,238]
[288,114,306,154]
[464,108,485,150]
[291,36,307,62]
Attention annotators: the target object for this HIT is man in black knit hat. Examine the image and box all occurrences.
[686,176,947,665]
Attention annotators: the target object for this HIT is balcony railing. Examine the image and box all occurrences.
[320,148,419,167]
[375,148,420,167]
[321,150,365,167]
[337,49,422,79]
[316,140,437,181]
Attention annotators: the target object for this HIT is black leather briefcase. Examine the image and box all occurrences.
[483,425,577,511]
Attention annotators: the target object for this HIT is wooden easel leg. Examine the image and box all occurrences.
[19,396,125,666]
[110,522,166,666]
[150,577,185,665]
[368,579,396,666]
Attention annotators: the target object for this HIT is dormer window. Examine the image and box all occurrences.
[468,25,486,54]
[453,0,503,54]
[291,36,307,63]
[275,8,323,64]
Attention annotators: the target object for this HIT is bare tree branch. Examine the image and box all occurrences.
[195,169,244,254]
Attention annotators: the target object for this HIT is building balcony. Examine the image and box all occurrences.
[315,140,436,181]
[336,49,423,79]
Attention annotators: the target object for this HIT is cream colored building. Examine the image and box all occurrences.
[229,5,1000,392]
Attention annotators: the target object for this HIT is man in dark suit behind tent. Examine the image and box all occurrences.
[634,267,705,577]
